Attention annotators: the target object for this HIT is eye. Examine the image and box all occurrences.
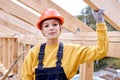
[52,23,58,27]
[43,24,49,28]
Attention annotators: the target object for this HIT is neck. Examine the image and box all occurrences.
[47,38,59,45]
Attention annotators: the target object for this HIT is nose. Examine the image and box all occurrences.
[49,25,54,30]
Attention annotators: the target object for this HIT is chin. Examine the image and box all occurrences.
[48,36,58,39]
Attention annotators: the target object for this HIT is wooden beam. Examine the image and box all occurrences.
[80,62,93,80]
[0,38,3,64]
[0,28,10,35]
[0,9,41,35]
[18,43,24,79]
[2,38,8,69]
[108,42,120,58]
[7,38,14,72]
[0,64,7,76]
[84,0,120,31]
[18,0,93,32]
[17,31,120,44]
[0,22,21,35]
[17,31,120,58]
[0,18,25,35]
[13,38,18,74]
[0,0,38,26]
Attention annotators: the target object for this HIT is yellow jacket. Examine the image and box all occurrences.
[21,23,109,80]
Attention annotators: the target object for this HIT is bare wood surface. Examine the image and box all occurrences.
[0,22,20,35]
[0,38,3,64]
[18,0,93,32]
[13,38,18,74]
[0,51,25,80]
[80,62,94,80]
[0,9,40,35]
[3,38,8,69]
[17,31,120,58]
[84,0,120,31]
[17,31,120,44]
[0,18,25,35]
[0,0,38,26]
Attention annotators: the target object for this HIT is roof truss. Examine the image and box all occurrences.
[84,0,120,31]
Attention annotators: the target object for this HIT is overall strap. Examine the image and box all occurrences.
[38,42,64,68]
[38,43,46,69]
[56,42,64,67]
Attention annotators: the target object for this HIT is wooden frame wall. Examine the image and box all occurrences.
[0,0,120,80]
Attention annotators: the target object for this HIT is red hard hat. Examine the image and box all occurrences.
[37,8,64,30]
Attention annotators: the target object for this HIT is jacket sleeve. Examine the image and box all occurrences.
[79,22,109,63]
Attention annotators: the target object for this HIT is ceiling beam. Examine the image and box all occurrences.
[0,18,27,35]
[0,24,20,35]
[0,0,38,26]
[18,0,93,32]
[0,9,41,35]
[84,0,120,31]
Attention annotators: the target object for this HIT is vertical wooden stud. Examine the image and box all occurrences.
[3,38,8,69]
[13,38,18,74]
[18,43,25,80]
[80,62,94,80]
[0,37,3,64]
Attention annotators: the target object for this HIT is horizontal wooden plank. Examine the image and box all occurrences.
[0,9,41,35]
[17,37,120,58]
[84,0,120,31]
[0,18,24,35]
[61,31,120,42]
[80,41,120,58]
[0,23,20,35]
[0,0,38,26]
[17,31,120,44]
[0,31,120,58]
[17,31,120,58]
[108,42,120,58]
[18,0,93,32]
[1,31,119,42]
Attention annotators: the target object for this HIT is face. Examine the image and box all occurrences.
[41,19,61,39]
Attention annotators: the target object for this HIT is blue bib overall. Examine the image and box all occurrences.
[35,42,68,80]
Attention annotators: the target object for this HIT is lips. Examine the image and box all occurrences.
[48,32,56,35]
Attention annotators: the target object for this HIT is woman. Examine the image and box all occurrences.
[21,8,109,80]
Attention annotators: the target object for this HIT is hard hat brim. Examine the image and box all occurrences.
[37,16,64,30]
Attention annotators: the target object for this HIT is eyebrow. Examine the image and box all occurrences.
[43,20,59,25]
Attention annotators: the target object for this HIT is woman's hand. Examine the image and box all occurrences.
[92,9,104,23]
